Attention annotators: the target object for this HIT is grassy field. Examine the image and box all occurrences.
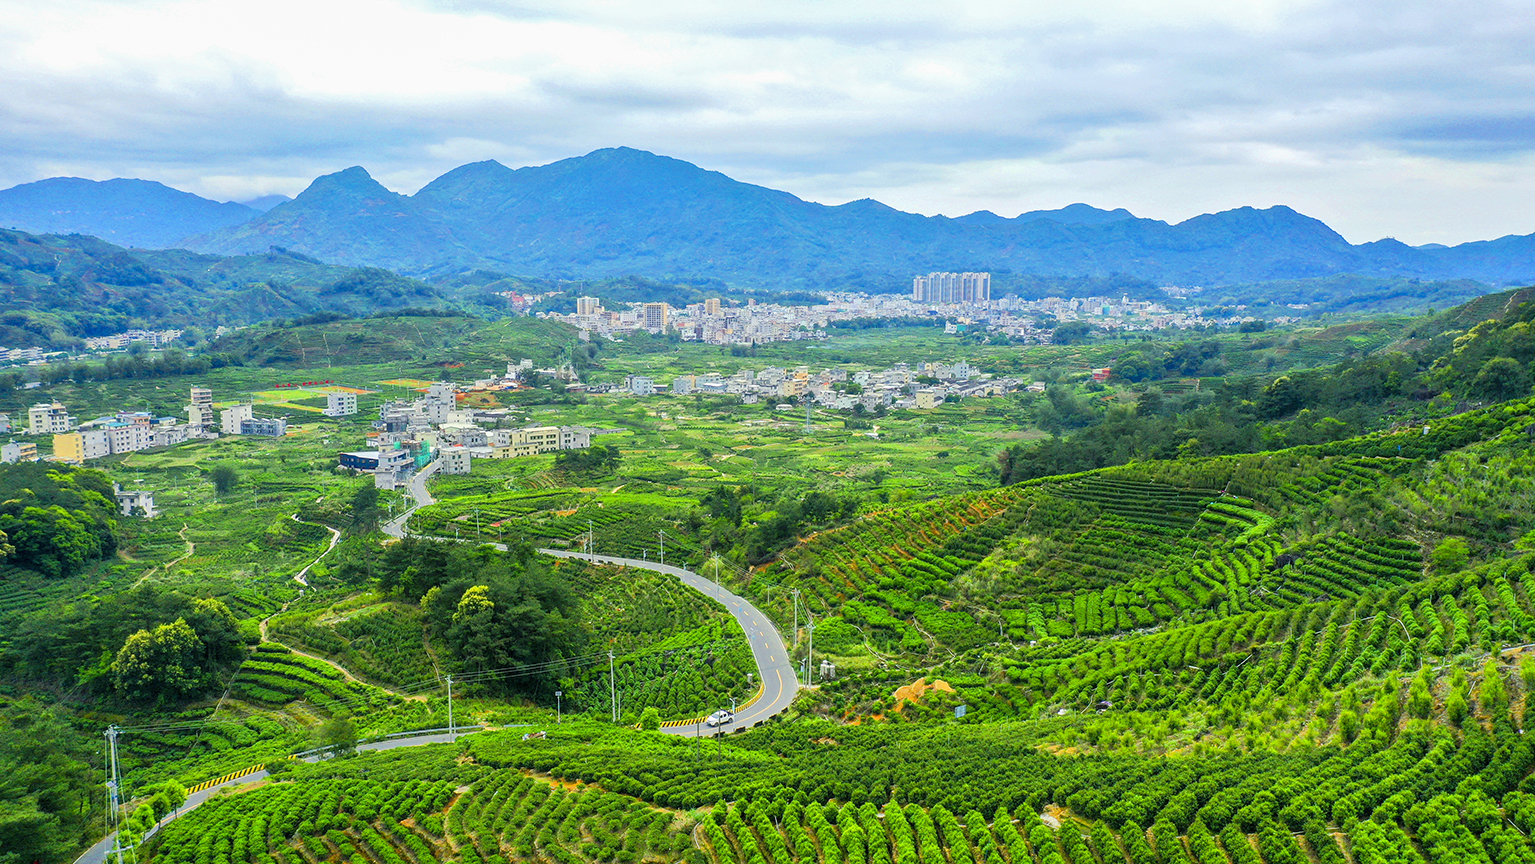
[406,393,1050,560]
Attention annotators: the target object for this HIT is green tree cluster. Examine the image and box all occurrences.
[4,586,246,695]
[111,598,245,701]
[378,539,586,696]
[0,462,118,577]
[554,444,623,476]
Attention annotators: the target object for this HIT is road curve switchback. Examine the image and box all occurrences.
[384,465,799,733]
[540,549,800,735]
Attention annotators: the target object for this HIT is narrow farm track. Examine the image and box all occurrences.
[289,514,342,586]
[258,515,426,700]
[130,524,196,588]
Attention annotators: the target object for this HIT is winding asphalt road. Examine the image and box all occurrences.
[384,462,802,734]
[381,460,438,539]
[539,550,801,736]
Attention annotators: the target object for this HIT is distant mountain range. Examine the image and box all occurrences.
[0,177,259,249]
[2,148,1533,290]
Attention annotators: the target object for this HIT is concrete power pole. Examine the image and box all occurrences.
[657,531,664,566]
[608,651,617,722]
[792,588,800,651]
[806,618,815,685]
[106,725,125,864]
[446,674,454,737]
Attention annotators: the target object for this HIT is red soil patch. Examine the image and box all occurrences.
[892,678,955,710]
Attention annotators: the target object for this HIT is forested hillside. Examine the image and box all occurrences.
[0,229,497,349]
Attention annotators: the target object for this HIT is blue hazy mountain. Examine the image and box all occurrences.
[186,149,1535,287]
[237,194,291,212]
[0,177,258,249]
[955,204,1138,226]
[8,149,1534,288]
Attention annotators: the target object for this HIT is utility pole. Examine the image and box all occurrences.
[556,690,562,724]
[474,508,480,537]
[589,518,595,561]
[609,651,617,722]
[792,588,800,650]
[446,674,454,737]
[806,617,815,685]
[106,725,125,864]
[658,531,664,566]
[713,556,720,600]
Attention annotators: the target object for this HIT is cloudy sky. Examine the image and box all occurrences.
[1,0,1532,245]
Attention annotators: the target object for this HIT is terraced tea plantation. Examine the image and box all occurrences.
[409,488,689,557]
[146,748,697,864]
[140,719,1535,864]
[765,398,1535,668]
[231,643,401,715]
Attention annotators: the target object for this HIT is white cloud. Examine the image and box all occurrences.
[0,0,1531,245]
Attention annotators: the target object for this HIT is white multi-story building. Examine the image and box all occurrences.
[107,423,155,454]
[1,441,38,463]
[220,404,254,435]
[325,392,359,417]
[240,417,288,437]
[187,387,216,433]
[374,445,415,490]
[152,425,189,447]
[560,426,592,450]
[439,423,487,447]
[28,402,74,435]
[440,446,473,475]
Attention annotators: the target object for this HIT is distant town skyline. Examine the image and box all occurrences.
[2,0,1532,247]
